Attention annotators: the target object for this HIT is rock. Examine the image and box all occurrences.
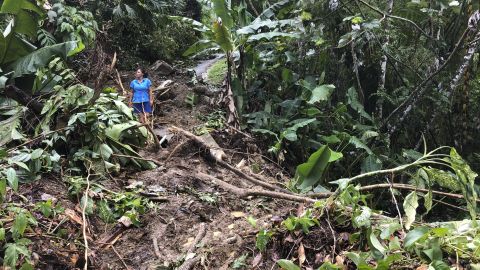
[41,193,57,203]
[125,181,144,190]
[147,184,166,193]
[118,216,133,227]
[230,211,245,218]
[155,80,173,91]
[153,126,174,145]
[150,60,174,75]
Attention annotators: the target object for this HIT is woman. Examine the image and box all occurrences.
[129,68,154,123]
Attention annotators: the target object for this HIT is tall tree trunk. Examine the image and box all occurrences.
[376,0,394,119]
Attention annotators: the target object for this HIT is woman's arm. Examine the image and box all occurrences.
[149,86,154,106]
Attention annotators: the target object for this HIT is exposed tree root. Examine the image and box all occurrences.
[177,223,207,270]
[178,257,200,270]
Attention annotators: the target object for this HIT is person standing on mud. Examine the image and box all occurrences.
[128,68,154,123]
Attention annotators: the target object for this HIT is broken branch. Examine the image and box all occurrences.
[196,172,317,203]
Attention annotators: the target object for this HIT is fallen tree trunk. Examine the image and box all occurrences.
[196,172,318,203]
[171,126,291,193]
[4,85,43,114]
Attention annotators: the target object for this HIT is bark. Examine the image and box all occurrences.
[414,26,480,148]
[196,172,318,203]
[4,85,44,114]
[383,28,470,135]
[171,125,290,193]
[376,0,394,118]
[351,42,364,103]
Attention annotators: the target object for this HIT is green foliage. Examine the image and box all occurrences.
[194,110,226,135]
[231,254,248,269]
[206,59,227,85]
[255,229,273,251]
[276,259,300,270]
[185,92,199,107]
[282,209,319,233]
[48,1,98,46]
[294,145,342,191]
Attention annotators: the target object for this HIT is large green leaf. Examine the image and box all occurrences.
[237,19,298,35]
[212,0,234,29]
[404,227,429,248]
[347,87,372,121]
[105,122,138,141]
[0,108,24,146]
[308,84,335,104]
[183,40,217,57]
[448,148,478,222]
[0,31,36,65]
[403,191,418,230]
[168,16,211,33]
[276,259,300,270]
[1,0,23,14]
[9,41,80,77]
[254,0,293,22]
[296,145,331,189]
[247,31,299,42]
[213,21,233,52]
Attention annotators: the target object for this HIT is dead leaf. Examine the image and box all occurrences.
[335,255,346,270]
[183,237,195,248]
[298,243,306,266]
[70,254,79,266]
[416,265,429,270]
[230,211,245,218]
[252,253,262,268]
[65,209,83,225]
[228,224,235,230]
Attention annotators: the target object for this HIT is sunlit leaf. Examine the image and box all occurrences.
[403,191,418,230]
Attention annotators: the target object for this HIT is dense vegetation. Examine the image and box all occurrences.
[1,0,480,269]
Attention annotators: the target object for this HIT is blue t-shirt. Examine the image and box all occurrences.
[130,78,152,103]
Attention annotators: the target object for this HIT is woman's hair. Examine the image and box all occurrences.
[137,67,149,78]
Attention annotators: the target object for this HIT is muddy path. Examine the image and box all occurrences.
[95,69,298,269]
[193,54,225,79]
[20,62,340,270]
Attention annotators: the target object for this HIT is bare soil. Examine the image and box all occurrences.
[16,64,339,270]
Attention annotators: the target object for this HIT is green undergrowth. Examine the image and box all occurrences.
[242,146,480,270]
[0,83,159,269]
[206,59,227,85]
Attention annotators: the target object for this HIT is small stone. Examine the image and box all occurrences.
[41,193,57,203]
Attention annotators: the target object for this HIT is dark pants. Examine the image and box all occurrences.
[133,102,152,114]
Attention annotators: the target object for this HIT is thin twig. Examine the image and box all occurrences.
[310,183,480,202]
[153,236,162,259]
[325,210,337,258]
[111,245,130,270]
[82,162,92,270]
[387,175,406,234]
[111,153,162,166]
[357,0,434,39]
[165,140,187,162]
